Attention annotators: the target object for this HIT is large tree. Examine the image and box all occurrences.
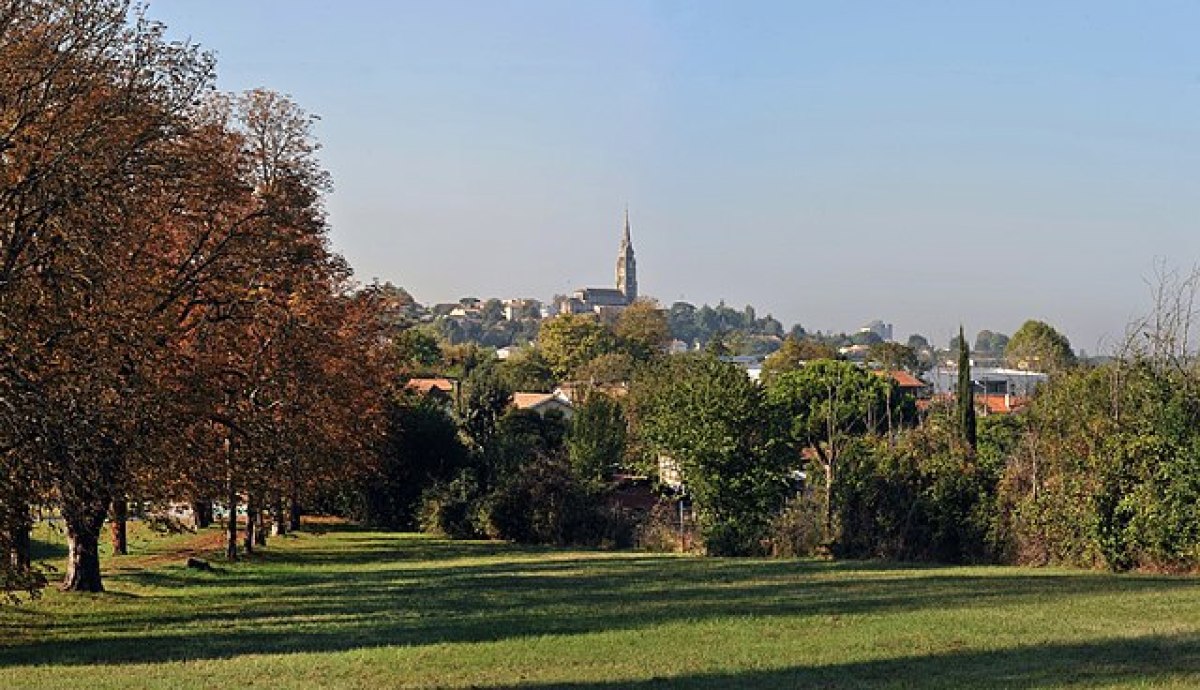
[536,314,614,381]
[614,299,671,362]
[631,354,790,555]
[764,360,893,535]
[0,0,221,591]
[1005,320,1076,372]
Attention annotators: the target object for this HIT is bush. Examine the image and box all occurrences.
[636,502,695,553]
[768,491,826,557]
[832,433,999,564]
[479,454,631,547]
[702,518,769,557]
[418,472,484,539]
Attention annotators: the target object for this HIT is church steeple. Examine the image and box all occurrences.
[616,207,637,303]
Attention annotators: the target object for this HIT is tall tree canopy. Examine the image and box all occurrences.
[631,354,789,555]
[1005,320,1076,371]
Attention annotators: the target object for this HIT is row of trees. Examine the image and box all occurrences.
[392,301,1196,570]
[1,1,388,595]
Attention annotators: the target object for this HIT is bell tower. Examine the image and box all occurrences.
[615,208,637,303]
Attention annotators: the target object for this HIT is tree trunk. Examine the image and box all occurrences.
[243,493,257,555]
[192,500,213,529]
[254,503,267,547]
[288,491,302,532]
[62,506,107,592]
[225,481,238,561]
[10,512,32,570]
[822,461,834,541]
[109,496,128,556]
[271,494,287,536]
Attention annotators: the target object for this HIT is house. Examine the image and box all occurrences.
[405,377,456,402]
[511,391,575,419]
[879,370,932,399]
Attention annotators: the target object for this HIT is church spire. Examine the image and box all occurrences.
[616,207,637,303]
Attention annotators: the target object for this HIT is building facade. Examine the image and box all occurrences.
[562,210,640,315]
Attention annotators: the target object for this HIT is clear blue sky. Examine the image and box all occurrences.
[151,1,1200,353]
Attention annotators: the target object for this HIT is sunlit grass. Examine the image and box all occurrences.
[2,525,1198,688]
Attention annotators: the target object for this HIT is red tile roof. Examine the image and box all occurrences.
[405,378,454,395]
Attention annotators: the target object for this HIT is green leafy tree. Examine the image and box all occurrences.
[537,314,615,380]
[615,299,671,361]
[760,337,839,383]
[906,334,931,352]
[973,330,1010,356]
[365,396,469,530]
[631,355,790,555]
[456,361,512,463]
[394,327,443,373]
[869,342,919,373]
[850,331,883,347]
[765,360,892,534]
[497,348,556,392]
[957,326,977,450]
[1005,320,1076,371]
[574,352,635,385]
[567,394,627,484]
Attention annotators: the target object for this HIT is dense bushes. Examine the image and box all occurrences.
[364,396,469,530]
[998,363,1200,571]
[384,348,1200,573]
[419,473,484,539]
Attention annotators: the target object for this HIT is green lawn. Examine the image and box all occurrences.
[2,525,1198,689]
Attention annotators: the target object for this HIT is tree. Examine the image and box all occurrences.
[497,347,557,392]
[536,314,614,381]
[760,337,839,383]
[456,361,512,488]
[567,394,627,484]
[869,342,919,373]
[906,334,932,352]
[957,326,977,450]
[974,330,1010,356]
[394,328,443,373]
[631,355,789,555]
[764,360,892,535]
[0,0,221,591]
[615,299,670,362]
[850,331,883,347]
[1005,320,1076,371]
[574,352,635,385]
[365,395,468,530]
[666,302,699,345]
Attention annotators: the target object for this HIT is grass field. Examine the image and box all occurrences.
[2,524,1198,689]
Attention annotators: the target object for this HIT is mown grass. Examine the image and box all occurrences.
[2,524,1198,689]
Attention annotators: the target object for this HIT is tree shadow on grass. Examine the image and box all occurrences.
[1,534,1197,675]
[493,633,1200,689]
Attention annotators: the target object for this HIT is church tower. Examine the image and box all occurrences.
[615,208,637,303]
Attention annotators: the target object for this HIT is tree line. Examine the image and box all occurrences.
[380,304,1200,570]
[0,1,390,595]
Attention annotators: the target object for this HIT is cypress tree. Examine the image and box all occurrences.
[957,325,977,450]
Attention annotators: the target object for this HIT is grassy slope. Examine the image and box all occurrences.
[2,525,1198,689]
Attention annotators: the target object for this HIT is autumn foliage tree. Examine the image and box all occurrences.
[0,1,386,594]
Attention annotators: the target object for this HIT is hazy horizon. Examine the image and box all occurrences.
[151,1,1200,354]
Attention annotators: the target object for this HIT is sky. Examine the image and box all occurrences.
[149,1,1200,353]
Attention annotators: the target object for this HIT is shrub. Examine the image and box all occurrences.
[768,491,826,557]
[418,472,484,539]
[636,502,695,553]
[479,454,614,546]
